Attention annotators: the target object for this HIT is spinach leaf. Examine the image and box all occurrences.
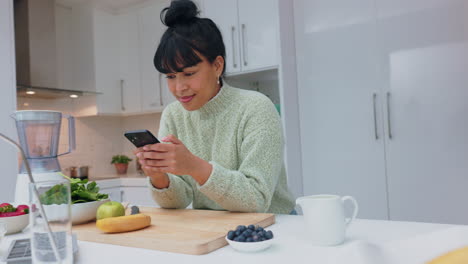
[39,174,109,205]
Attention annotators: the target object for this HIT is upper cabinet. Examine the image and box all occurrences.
[137,0,174,112]
[56,0,280,116]
[202,0,279,74]
[118,11,142,114]
[60,1,176,116]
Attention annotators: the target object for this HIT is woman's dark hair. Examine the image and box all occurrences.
[154,0,226,78]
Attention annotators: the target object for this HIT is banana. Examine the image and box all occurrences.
[428,246,468,264]
[96,213,151,233]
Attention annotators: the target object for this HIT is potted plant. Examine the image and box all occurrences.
[111,155,132,175]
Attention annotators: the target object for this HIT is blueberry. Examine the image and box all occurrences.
[241,230,251,237]
[258,231,264,237]
[265,230,274,239]
[227,231,235,240]
[251,231,257,237]
[236,225,246,232]
[252,235,259,242]
[256,226,264,232]
[237,235,246,242]
[248,224,255,230]
[260,237,265,241]
[246,237,253,242]
[235,229,242,236]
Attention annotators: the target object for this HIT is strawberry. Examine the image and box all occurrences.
[0,203,14,213]
[15,205,29,214]
[0,211,25,217]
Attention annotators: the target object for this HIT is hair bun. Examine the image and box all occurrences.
[161,0,199,27]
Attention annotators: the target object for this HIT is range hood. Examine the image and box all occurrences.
[14,0,99,99]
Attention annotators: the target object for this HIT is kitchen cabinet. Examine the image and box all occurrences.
[293,0,388,220]
[138,0,174,112]
[93,8,121,114]
[66,5,122,116]
[61,1,175,117]
[100,187,122,203]
[118,11,143,114]
[118,12,142,114]
[292,0,468,224]
[376,0,468,224]
[121,187,157,207]
[202,0,279,74]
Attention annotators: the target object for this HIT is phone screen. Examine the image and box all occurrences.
[124,130,160,148]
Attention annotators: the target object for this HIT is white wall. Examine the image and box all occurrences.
[0,0,19,202]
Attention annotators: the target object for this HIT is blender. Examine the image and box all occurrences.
[12,110,75,204]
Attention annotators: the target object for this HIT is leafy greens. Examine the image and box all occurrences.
[39,175,109,205]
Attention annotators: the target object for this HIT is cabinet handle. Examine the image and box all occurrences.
[241,24,248,66]
[373,93,379,140]
[120,79,126,111]
[231,26,237,68]
[386,92,393,139]
[158,73,163,107]
[120,190,124,202]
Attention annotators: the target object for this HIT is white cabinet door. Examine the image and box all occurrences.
[203,0,241,74]
[294,0,389,220]
[121,187,158,207]
[203,0,279,74]
[93,9,121,114]
[119,11,142,114]
[237,0,278,71]
[138,1,169,111]
[101,187,122,203]
[378,0,468,224]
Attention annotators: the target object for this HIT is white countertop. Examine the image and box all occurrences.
[2,214,463,264]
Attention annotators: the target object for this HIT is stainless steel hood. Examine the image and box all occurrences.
[14,0,99,99]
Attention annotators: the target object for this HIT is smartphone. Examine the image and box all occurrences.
[124,129,160,148]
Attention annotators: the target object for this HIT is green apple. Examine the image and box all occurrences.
[96,201,125,220]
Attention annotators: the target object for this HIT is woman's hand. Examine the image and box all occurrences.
[136,135,213,185]
[133,147,169,189]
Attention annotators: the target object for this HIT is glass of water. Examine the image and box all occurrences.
[0,222,6,243]
[29,179,73,264]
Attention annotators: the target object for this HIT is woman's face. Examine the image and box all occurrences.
[165,54,224,111]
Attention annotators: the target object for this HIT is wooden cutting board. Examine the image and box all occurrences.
[72,207,275,255]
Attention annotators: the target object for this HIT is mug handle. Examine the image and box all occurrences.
[341,196,359,227]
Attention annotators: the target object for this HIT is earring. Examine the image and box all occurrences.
[217,76,220,85]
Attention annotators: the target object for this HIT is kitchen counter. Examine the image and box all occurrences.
[1,215,464,264]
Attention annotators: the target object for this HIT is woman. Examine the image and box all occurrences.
[134,0,295,214]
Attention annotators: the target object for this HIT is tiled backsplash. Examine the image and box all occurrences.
[18,97,161,179]
[58,113,162,179]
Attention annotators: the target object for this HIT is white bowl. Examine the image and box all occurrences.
[0,213,29,235]
[43,199,109,225]
[225,236,274,253]
[71,199,109,225]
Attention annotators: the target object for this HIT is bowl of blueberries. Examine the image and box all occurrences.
[225,224,274,253]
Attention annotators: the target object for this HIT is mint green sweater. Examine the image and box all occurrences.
[147,84,295,214]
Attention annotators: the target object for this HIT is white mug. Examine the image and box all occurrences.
[296,194,359,246]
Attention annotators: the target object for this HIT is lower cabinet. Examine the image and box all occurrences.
[100,187,122,203]
[121,187,158,207]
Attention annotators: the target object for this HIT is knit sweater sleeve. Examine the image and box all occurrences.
[147,106,193,209]
[197,96,284,213]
